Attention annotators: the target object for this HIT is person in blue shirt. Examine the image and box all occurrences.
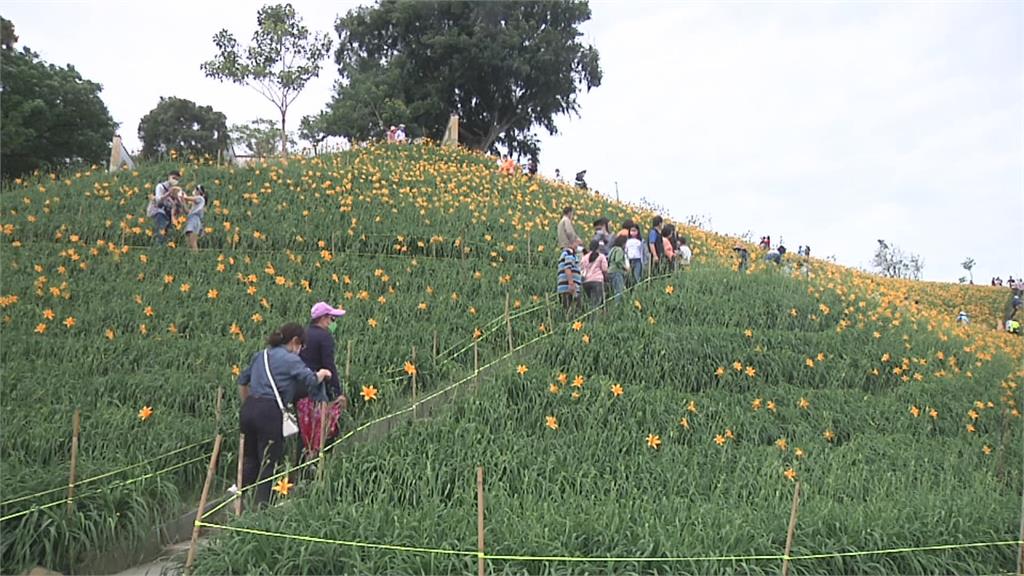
[648,216,665,274]
[237,323,331,505]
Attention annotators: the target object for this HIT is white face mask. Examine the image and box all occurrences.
[168,178,179,186]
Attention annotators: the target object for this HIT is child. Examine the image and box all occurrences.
[607,235,628,303]
[591,218,612,256]
[625,225,644,285]
[556,246,582,314]
[661,223,678,272]
[581,240,608,308]
[182,185,207,252]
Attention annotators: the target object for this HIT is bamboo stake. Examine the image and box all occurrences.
[345,340,353,383]
[504,293,513,353]
[473,341,480,388]
[214,386,224,428]
[67,409,81,515]
[411,346,418,419]
[1017,432,1024,576]
[781,481,801,576]
[477,466,485,576]
[186,434,223,571]
[527,233,531,266]
[317,402,329,483]
[234,434,244,517]
[432,330,438,358]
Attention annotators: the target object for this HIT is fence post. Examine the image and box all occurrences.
[345,340,353,384]
[234,434,244,517]
[214,386,224,428]
[317,402,329,483]
[411,346,418,419]
[781,481,801,576]
[505,293,513,353]
[67,409,81,515]
[186,434,223,571]
[473,341,480,388]
[477,466,486,576]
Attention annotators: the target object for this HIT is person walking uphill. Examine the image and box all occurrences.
[237,323,331,506]
[298,302,346,458]
[557,206,582,251]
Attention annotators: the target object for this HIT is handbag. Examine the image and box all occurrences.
[263,349,299,437]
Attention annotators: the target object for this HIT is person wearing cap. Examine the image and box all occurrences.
[300,302,345,400]
[297,302,346,458]
[147,170,180,245]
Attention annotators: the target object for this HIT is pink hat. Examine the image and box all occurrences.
[310,302,346,320]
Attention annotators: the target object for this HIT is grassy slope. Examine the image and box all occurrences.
[0,143,1020,574]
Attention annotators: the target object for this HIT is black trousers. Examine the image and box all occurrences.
[240,396,283,505]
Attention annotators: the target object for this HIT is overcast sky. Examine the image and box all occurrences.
[3,1,1021,283]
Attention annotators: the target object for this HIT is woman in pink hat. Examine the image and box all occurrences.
[297,301,346,459]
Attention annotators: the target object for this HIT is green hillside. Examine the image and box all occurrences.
[0,143,1020,574]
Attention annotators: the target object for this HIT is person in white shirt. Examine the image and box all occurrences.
[678,237,693,267]
[147,170,180,245]
[395,124,407,143]
[624,225,644,285]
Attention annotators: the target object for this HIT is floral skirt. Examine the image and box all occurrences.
[296,397,341,457]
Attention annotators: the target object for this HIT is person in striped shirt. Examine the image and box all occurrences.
[556,246,582,315]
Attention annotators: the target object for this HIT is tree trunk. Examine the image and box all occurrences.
[280,108,288,157]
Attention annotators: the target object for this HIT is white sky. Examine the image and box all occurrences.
[3,0,1021,282]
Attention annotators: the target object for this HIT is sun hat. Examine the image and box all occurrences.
[310,302,346,320]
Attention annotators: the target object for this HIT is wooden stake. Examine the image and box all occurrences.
[345,340,353,383]
[317,402,329,482]
[505,293,513,353]
[781,481,801,576]
[214,386,224,428]
[473,341,480,388]
[1017,435,1024,576]
[432,330,439,358]
[527,233,531,266]
[234,434,244,517]
[186,434,223,572]
[67,409,81,515]
[411,346,418,419]
[477,466,485,576]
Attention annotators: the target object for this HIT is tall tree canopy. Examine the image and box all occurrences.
[326,0,601,158]
[201,3,332,156]
[0,17,116,179]
[137,97,229,159]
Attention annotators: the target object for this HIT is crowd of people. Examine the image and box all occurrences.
[554,207,692,312]
[990,276,1023,289]
[146,170,208,251]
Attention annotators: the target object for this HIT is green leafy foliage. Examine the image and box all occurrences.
[326,0,602,158]
[0,19,116,179]
[137,97,230,160]
[201,3,332,156]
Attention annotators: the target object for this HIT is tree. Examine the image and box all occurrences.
[1,16,17,51]
[325,0,602,158]
[201,3,332,155]
[872,239,925,280]
[298,111,332,155]
[231,119,294,158]
[137,97,229,159]
[960,257,975,285]
[0,18,116,179]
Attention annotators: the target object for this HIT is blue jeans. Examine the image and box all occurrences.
[152,213,170,245]
[630,259,643,284]
[609,272,625,302]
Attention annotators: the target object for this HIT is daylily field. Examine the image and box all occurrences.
[0,143,1020,574]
